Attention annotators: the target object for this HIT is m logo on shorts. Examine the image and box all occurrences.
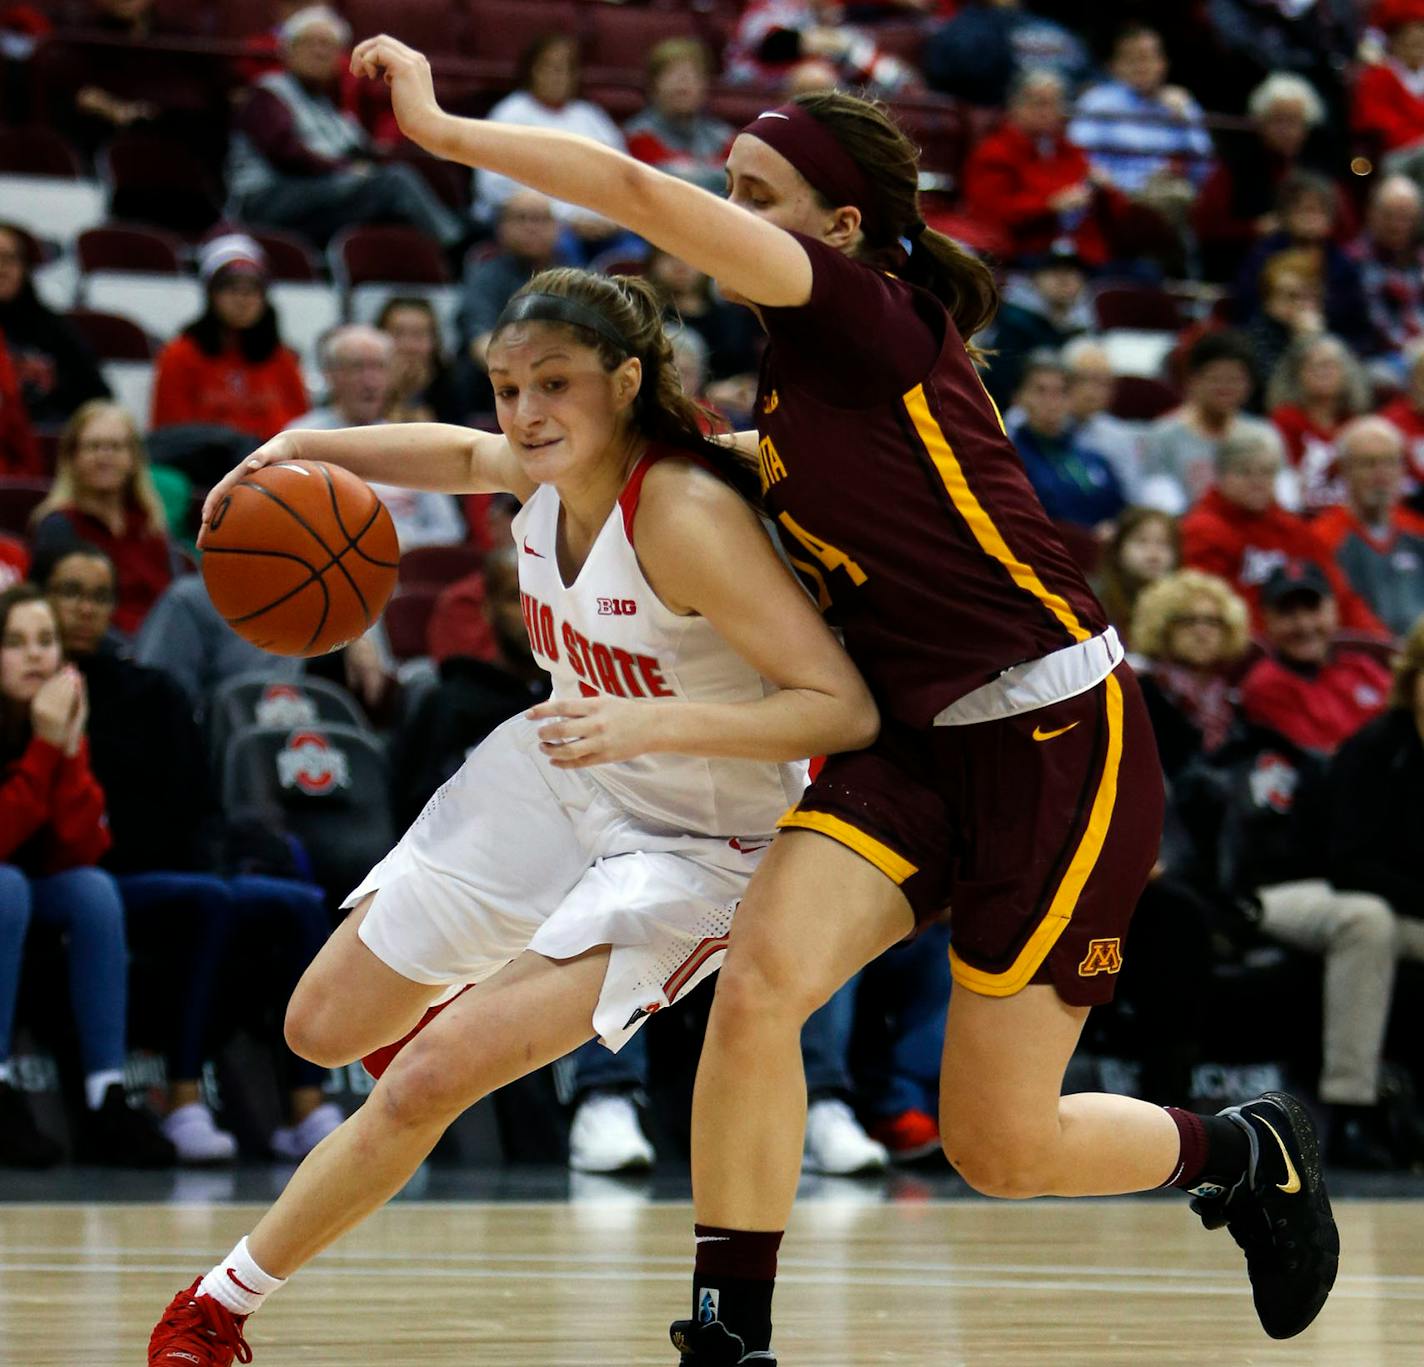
[1077,938,1123,977]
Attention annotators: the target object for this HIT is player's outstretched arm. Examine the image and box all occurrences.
[351,36,813,310]
[198,424,533,538]
[528,462,879,768]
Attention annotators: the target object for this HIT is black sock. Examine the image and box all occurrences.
[692,1225,782,1353]
[1163,1107,1252,1194]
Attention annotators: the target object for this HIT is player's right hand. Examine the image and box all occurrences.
[350,35,442,148]
[199,433,297,544]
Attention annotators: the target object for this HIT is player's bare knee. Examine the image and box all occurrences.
[943,1131,1056,1200]
[374,1046,470,1132]
[712,950,824,1041]
[283,996,352,1069]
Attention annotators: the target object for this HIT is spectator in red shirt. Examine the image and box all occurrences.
[0,328,39,478]
[28,401,177,636]
[1352,0,1424,168]
[0,583,174,1168]
[1180,425,1388,634]
[1313,415,1424,636]
[1267,334,1371,511]
[151,234,309,442]
[1240,562,1392,752]
[0,535,26,590]
[1377,337,1424,492]
[624,39,735,197]
[960,69,1127,268]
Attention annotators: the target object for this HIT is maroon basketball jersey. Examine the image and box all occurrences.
[754,235,1107,727]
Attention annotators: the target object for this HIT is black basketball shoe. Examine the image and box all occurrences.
[669,1319,776,1365]
[1189,1092,1339,1339]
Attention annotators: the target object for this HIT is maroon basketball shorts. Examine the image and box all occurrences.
[778,663,1164,1006]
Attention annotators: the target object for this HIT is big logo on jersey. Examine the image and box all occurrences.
[520,590,673,699]
[277,730,351,796]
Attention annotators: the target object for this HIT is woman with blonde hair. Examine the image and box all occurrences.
[30,401,177,634]
[1267,333,1371,510]
[1132,568,1252,777]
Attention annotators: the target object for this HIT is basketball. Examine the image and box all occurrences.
[200,461,400,657]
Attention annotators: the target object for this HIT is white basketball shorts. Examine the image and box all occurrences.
[345,714,777,1051]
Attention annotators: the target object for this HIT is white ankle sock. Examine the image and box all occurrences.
[200,1236,286,1316]
[84,1069,124,1111]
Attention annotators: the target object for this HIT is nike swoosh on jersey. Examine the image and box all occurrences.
[1259,1116,1303,1194]
[522,538,544,558]
[1031,721,1080,742]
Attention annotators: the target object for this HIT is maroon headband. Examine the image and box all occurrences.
[740,103,883,240]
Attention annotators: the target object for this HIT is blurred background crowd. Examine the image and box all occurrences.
[3,0,1424,1183]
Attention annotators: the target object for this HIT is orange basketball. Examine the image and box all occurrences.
[201,461,399,657]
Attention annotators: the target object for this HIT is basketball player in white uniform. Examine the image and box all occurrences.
[148,270,877,1366]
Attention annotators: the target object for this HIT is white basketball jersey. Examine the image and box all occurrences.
[509,449,807,838]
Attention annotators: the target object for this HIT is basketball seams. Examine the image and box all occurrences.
[203,464,399,656]
[242,469,390,640]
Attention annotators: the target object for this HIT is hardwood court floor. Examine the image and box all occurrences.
[3,1197,1420,1364]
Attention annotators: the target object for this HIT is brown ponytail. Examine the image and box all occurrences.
[791,90,999,351]
[496,267,762,503]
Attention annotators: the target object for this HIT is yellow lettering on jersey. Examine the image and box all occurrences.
[784,551,832,611]
[758,434,788,494]
[777,510,868,588]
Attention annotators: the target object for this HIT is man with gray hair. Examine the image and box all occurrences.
[1180,423,1387,633]
[227,5,466,250]
[1349,174,1424,359]
[286,325,465,551]
[1313,416,1424,636]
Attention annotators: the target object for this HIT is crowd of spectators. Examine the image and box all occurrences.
[3,0,1424,1176]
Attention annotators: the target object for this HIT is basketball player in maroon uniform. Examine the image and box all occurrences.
[355,36,1339,1362]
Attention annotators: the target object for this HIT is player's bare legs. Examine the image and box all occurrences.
[281,893,445,1068]
[938,983,1179,1197]
[675,833,910,1360]
[693,833,912,1231]
[250,945,606,1275]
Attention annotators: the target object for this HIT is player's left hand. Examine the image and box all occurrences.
[350,35,442,147]
[528,696,667,768]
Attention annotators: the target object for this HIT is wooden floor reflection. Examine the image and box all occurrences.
[2,1196,1417,1364]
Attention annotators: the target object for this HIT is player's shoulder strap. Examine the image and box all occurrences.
[617,442,717,542]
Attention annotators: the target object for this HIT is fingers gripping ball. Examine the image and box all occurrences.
[201,462,399,657]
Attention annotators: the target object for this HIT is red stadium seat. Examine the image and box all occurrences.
[77,224,184,275]
[0,126,82,178]
[343,0,470,58]
[66,309,154,361]
[384,587,442,661]
[462,0,583,63]
[865,20,930,67]
[584,6,697,78]
[708,86,779,127]
[241,227,321,282]
[398,543,484,589]
[100,132,224,238]
[1093,285,1188,333]
[1110,375,1179,422]
[331,225,451,288]
[0,480,52,538]
[581,81,645,123]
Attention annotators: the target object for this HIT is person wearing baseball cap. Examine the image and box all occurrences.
[1239,558,1393,753]
[1354,0,1424,172]
[150,233,309,441]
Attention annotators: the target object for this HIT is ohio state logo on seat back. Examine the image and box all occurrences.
[255,683,318,728]
[276,730,351,796]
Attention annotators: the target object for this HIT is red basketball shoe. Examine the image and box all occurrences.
[149,1280,253,1365]
[868,1109,942,1162]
